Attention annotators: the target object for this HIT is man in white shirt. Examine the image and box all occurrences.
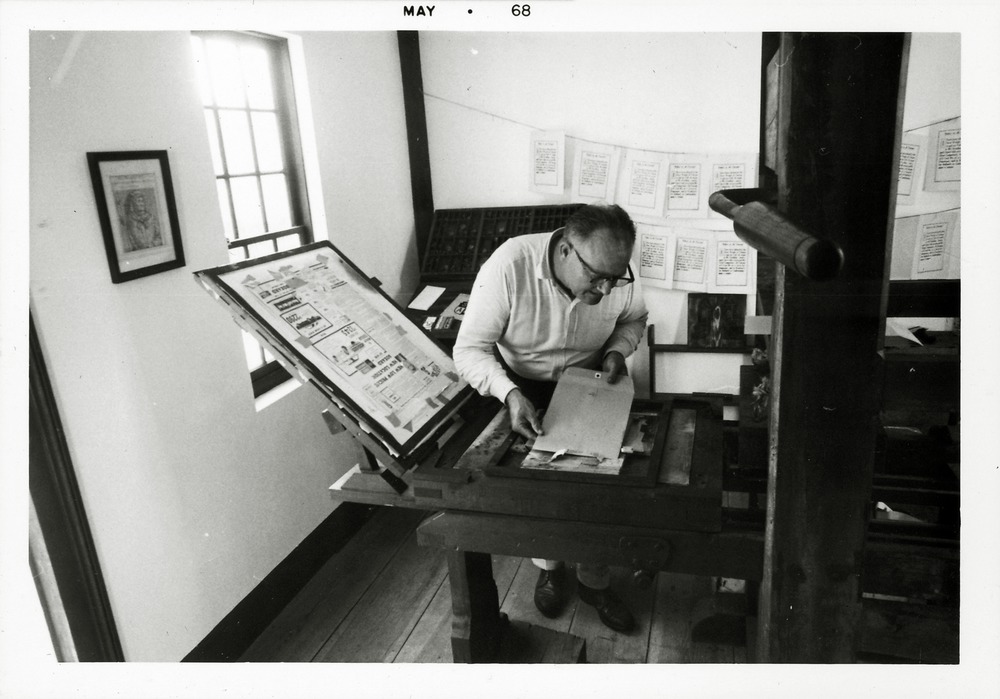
[453,203,648,633]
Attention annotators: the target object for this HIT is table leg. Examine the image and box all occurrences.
[447,550,507,662]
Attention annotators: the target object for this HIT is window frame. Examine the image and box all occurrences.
[192,30,314,397]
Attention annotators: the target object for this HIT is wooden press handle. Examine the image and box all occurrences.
[708,189,844,281]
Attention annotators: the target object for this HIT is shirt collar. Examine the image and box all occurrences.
[538,228,563,281]
[540,228,576,300]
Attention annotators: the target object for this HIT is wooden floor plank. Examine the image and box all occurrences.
[492,554,526,608]
[390,574,453,663]
[240,511,747,665]
[646,572,713,663]
[240,506,427,662]
[392,555,552,663]
[313,526,449,662]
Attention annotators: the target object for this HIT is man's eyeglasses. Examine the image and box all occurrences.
[568,243,634,289]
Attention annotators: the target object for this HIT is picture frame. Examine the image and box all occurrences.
[87,150,185,283]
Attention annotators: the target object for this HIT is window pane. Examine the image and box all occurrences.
[204,110,224,175]
[230,176,264,238]
[216,180,234,239]
[205,39,245,108]
[228,246,247,264]
[241,44,275,110]
[249,240,276,258]
[190,37,213,106]
[218,110,256,175]
[251,111,283,172]
[276,233,301,252]
[242,331,265,370]
[260,173,292,231]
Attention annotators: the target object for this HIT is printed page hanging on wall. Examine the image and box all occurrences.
[572,142,620,203]
[529,130,566,195]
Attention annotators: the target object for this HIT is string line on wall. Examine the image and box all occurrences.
[903,115,961,133]
[422,91,701,158]
[896,205,961,218]
[425,91,959,157]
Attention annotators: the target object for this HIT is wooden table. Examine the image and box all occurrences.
[329,395,764,662]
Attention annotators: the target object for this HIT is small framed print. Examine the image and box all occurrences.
[87,150,185,283]
[687,292,747,349]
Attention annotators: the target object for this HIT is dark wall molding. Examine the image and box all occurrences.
[398,31,435,267]
[29,313,125,661]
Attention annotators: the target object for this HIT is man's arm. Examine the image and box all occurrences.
[602,276,649,383]
[452,255,519,405]
[453,251,547,439]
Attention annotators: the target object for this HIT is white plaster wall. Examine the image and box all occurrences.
[903,33,960,133]
[299,31,420,303]
[893,33,962,284]
[28,31,377,660]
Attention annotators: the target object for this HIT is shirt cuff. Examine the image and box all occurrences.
[490,375,520,405]
[603,341,633,360]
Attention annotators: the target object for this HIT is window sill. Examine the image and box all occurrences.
[254,375,302,412]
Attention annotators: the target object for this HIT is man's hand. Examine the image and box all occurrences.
[602,351,628,384]
[505,388,544,440]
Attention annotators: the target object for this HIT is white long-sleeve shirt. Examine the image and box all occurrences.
[453,230,648,403]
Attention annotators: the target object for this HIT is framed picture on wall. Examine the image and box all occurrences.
[87,150,185,283]
[687,292,747,349]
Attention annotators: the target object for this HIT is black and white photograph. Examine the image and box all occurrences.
[2,3,998,699]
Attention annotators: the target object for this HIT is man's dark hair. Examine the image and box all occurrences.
[564,203,636,247]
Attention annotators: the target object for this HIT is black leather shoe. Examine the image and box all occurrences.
[578,583,635,633]
[533,567,568,618]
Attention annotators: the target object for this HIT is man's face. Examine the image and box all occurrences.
[560,228,633,305]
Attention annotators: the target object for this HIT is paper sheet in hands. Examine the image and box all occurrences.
[532,366,635,460]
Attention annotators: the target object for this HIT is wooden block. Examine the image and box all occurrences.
[495,620,586,663]
[859,598,958,663]
[328,466,417,508]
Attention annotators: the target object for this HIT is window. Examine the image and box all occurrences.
[190,31,312,396]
